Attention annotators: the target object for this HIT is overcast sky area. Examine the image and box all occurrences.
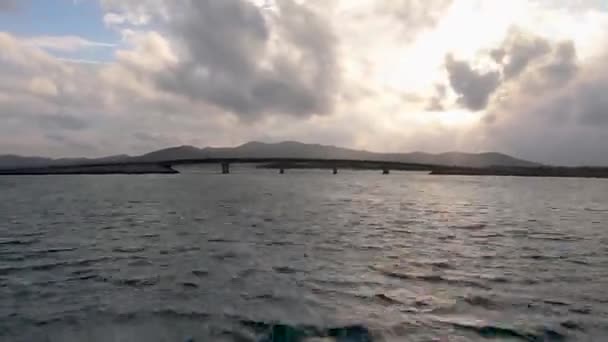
[1,0,607,165]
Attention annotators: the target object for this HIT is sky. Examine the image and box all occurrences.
[1,0,608,165]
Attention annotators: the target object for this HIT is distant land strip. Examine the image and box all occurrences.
[429,166,608,178]
[0,163,178,175]
[1,158,608,178]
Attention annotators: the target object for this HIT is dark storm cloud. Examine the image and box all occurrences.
[472,28,608,165]
[491,29,578,94]
[152,0,338,119]
[491,28,552,79]
[549,61,608,126]
[443,28,579,112]
[487,31,580,115]
[529,41,578,88]
[444,54,501,111]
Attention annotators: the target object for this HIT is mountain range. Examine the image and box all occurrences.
[0,141,540,169]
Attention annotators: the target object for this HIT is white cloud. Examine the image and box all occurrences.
[23,35,115,52]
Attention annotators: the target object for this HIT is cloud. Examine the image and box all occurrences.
[491,28,552,79]
[478,30,608,164]
[425,84,447,111]
[39,114,90,131]
[24,35,115,52]
[45,133,99,154]
[2,0,461,158]
[415,23,608,164]
[441,28,579,112]
[128,0,338,119]
[375,0,453,39]
[444,54,501,111]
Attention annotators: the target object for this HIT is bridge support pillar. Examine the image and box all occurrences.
[332,167,338,175]
[221,162,230,174]
[382,167,390,175]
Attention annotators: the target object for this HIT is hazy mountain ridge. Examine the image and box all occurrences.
[0,141,539,169]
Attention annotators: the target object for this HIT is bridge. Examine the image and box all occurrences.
[162,157,437,174]
[0,158,437,175]
[4,158,606,178]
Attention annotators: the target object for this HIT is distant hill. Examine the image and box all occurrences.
[0,141,540,169]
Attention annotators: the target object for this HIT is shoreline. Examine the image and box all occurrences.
[429,166,608,179]
[0,164,179,175]
[2,161,608,179]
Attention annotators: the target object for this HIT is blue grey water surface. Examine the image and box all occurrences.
[1,168,608,341]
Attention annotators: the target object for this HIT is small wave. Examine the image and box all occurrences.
[128,259,152,267]
[470,233,505,238]
[0,256,112,275]
[208,238,238,243]
[180,281,199,289]
[39,247,78,254]
[477,273,510,284]
[140,233,160,238]
[411,260,452,269]
[172,246,200,253]
[310,277,383,289]
[450,224,486,230]
[584,207,608,212]
[71,268,93,275]
[115,276,160,288]
[462,294,497,309]
[543,299,570,307]
[69,274,101,281]
[273,266,298,274]
[459,324,565,341]
[2,247,79,260]
[0,238,39,246]
[240,320,374,342]
[561,320,583,331]
[526,254,560,260]
[438,317,566,341]
[191,269,209,277]
[373,293,402,305]
[150,308,211,321]
[570,306,591,315]
[241,293,277,301]
[528,234,582,242]
[568,258,591,265]
[20,231,45,237]
[372,267,490,290]
[211,251,238,260]
[391,229,414,234]
[0,266,21,275]
[425,209,449,214]
[391,219,418,226]
[505,228,529,237]
[314,245,344,252]
[265,241,297,247]
[112,246,146,253]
